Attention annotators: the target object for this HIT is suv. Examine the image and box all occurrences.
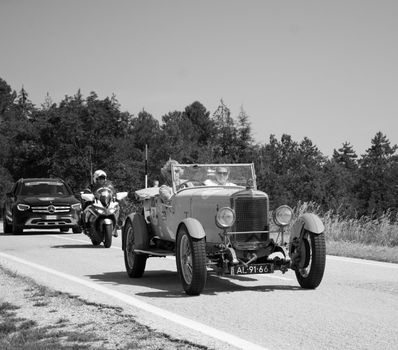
[3,178,82,234]
[122,163,326,295]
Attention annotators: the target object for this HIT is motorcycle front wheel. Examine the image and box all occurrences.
[104,224,113,248]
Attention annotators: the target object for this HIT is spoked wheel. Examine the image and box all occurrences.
[295,229,326,289]
[103,224,113,248]
[124,215,148,278]
[176,225,207,296]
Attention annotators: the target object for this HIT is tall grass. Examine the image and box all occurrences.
[292,202,398,247]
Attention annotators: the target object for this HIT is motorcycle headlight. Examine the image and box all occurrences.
[109,207,116,214]
[17,204,30,211]
[71,203,82,210]
[216,207,236,228]
[273,205,293,226]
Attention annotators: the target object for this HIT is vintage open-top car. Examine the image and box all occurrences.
[122,163,326,295]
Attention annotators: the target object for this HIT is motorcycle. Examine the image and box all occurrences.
[81,187,128,248]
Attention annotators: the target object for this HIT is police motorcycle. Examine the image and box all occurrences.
[81,187,128,248]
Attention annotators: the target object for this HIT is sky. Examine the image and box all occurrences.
[1,0,397,157]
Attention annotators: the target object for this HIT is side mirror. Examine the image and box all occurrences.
[81,193,95,202]
[116,191,128,201]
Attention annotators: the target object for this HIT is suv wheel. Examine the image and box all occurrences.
[3,214,12,234]
[12,222,23,235]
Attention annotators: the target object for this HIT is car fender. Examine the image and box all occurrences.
[180,218,206,239]
[290,213,325,242]
[122,213,149,251]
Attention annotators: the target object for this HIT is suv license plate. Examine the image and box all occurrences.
[45,215,57,220]
[231,263,274,275]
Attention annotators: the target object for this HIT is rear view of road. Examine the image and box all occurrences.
[1,228,398,350]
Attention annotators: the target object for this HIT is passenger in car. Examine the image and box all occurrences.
[204,166,236,186]
[159,159,180,202]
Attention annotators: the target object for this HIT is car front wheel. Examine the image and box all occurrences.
[294,230,326,289]
[124,215,148,278]
[176,225,207,296]
[3,213,12,234]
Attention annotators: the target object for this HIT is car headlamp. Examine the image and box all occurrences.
[216,207,236,228]
[273,205,293,226]
[17,204,30,211]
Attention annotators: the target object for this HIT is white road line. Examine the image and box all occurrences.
[327,255,398,269]
[0,252,270,350]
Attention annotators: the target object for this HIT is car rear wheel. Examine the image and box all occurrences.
[294,230,326,289]
[176,225,207,296]
[124,215,148,278]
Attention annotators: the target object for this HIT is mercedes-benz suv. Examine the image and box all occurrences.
[3,178,82,234]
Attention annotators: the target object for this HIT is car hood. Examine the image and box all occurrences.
[19,195,79,206]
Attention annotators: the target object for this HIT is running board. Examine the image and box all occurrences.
[134,249,174,257]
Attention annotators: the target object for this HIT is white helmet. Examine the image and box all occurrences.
[93,170,107,183]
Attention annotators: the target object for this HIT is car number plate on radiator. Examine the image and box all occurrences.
[231,263,274,275]
[45,215,57,220]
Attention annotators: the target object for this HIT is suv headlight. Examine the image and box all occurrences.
[273,205,293,226]
[17,204,30,211]
[216,207,236,228]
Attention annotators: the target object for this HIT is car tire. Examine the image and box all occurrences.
[124,215,148,278]
[176,225,207,296]
[91,238,101,246]
[103,224,113,248]
[12,222,23,235]
[72,226,82,234]
[3,215,13,234]
[294,230,326,289]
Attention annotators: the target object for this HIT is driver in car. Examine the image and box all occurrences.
[159,160,194,201]
[204,166,236,186]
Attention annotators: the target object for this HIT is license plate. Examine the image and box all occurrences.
[231,263,274,275]
[45,215,57,220]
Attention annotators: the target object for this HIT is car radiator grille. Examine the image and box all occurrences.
[31,206,70,213]
[232,196,269,241]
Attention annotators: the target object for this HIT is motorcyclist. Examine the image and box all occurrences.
[82,170,118,237]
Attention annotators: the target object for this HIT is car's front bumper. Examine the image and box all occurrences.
[13,211,81,230]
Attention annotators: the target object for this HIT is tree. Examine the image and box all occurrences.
[356,132,398,216]
[211,99,238,161]
[332,142,358,170]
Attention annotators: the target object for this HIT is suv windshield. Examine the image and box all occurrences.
[19,181,70,196]
[171,163,256,190]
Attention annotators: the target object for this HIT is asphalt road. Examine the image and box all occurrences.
[1,226,397,350]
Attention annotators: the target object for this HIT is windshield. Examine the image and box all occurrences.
[171,163,256,191]
[20,181,70,196]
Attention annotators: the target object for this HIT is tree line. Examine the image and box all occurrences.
[1,77,398,218]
